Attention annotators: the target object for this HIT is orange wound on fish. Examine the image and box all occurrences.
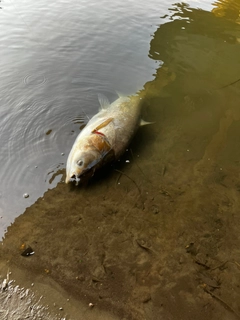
[91,133,112,155]
[93,130,105,137]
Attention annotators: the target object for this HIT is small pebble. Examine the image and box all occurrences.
[125,160,130,163]
[59,307,63,311]
[61,153,65,156]
[35,166,38,168]
[31,283,34,287]
[89,303,94,308]
[23,193,29,198]
[21,246,34,256]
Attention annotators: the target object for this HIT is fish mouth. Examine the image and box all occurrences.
[70,174,81,186]
[66,168,96,186]
[65,174,81,186]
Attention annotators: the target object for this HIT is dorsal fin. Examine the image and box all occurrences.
[98,93,111,110]
[115,90,124,98]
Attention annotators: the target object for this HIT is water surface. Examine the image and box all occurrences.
[0,0,168,235]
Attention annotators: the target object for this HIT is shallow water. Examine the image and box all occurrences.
[1,0,240,319]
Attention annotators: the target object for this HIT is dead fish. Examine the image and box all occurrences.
[65,94,151,185]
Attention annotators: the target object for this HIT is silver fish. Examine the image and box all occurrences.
[65,94,149,185]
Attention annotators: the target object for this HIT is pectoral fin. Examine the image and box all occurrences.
[102,148,116,164]
[92,118,113,132]
[98,94,111,109]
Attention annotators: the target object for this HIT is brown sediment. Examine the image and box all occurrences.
[1,89,240,319]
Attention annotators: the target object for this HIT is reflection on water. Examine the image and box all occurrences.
[1,0,240,319]
[0,282,64,320]
[212,0,240,22]
[145,1,240,100]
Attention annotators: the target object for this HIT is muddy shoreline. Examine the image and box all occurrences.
[1,92,240,319]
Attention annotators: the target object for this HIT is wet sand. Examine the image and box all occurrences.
[1,88,240,319]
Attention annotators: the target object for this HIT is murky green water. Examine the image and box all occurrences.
[1,0,240,319]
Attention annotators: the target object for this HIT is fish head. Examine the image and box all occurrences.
[65,147,101,185]
[66,132,115,185]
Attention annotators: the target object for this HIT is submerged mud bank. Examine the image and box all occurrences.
[1,89,240,319]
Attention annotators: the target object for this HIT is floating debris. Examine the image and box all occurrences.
[21,246,34,257]
[46,129,52,135]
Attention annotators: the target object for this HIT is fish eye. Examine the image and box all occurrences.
[77,159,83,166]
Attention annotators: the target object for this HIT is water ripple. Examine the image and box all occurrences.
[0,93,88,231]
[23,73,47,87]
